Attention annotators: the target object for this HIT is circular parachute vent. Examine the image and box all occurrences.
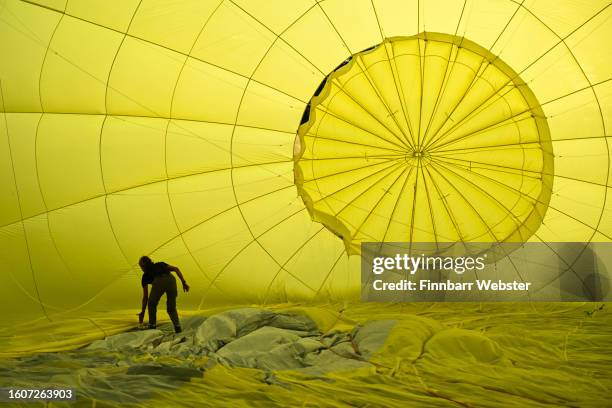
[295,33,554,254]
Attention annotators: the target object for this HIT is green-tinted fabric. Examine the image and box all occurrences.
[0,303,610,407]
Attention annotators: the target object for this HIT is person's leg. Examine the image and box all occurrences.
[147,282,164,328]
[165,275,181,333]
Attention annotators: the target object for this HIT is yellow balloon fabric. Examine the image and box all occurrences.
[295,33,554,254]
[0,0,611,326]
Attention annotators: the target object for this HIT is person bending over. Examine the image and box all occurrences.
[138,256,189,333]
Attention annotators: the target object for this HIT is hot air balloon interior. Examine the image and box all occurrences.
[0,0,611,406]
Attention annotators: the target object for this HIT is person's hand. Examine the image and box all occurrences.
[182,281,190,292]
[137,311,145,324]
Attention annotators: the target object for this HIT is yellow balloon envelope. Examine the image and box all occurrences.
[0,0,610,327]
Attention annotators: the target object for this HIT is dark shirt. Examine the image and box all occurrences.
[141,262,171,286]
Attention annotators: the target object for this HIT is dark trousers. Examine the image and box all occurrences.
[148,273,181,329]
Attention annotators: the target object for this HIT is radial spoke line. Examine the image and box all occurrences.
[431,159,591,286]
[408,163,421,244]
[315,105,412,151]
[421,0,468,145]
[420,162,441,247]
[387,41,419,147]
[430,73,610,153]
[315,2,354,55]
[436,169,611,239]
[416,35,427,149]
[433,154,549,177]
[427,164,501,241]
[304,132,408,154]
[418,74,610,152]
[432,159,532,241]
[424,0,580,151]
[423,164,477,277]
[314,159,406,209]
[433,157,545,186]
[314,1,413,150]
[434,141,544,154]
[432,154,542,175]
[488,0,526,51]
[327,77,411,150]
[308,156,404,186]
[308,157,404,219]
[427,6,612,153]
[420,54,495,151]
[347,163,409,240]
[433,158,612,240]
[301,153,405,161]
[354,57,415,149]
[433,156,544,209]
[382,47,418,146]
[422,165,468,243]
[367,1,418,147]
[381,167,416,243]
[420,42,459,147]
[434,147,543,160]
[360,163,415,293]
[434,152,612,193]
[426,162,501,282]
[427,84,532,152]
[429,110,534,153]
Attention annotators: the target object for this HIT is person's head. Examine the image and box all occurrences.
[139,256,153,272]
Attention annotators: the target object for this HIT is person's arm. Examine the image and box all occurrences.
[138,285,148,324]
[168,265,190,292]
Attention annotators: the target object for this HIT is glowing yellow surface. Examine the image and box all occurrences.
[0,0,610,331]
[295,33,553,253]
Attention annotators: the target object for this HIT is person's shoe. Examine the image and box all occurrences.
[147,323,157,330]
[174,325,182,334]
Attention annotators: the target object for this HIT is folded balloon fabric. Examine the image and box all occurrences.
[0,303,609,407]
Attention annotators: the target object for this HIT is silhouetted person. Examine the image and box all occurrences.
[138,256,189,333]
